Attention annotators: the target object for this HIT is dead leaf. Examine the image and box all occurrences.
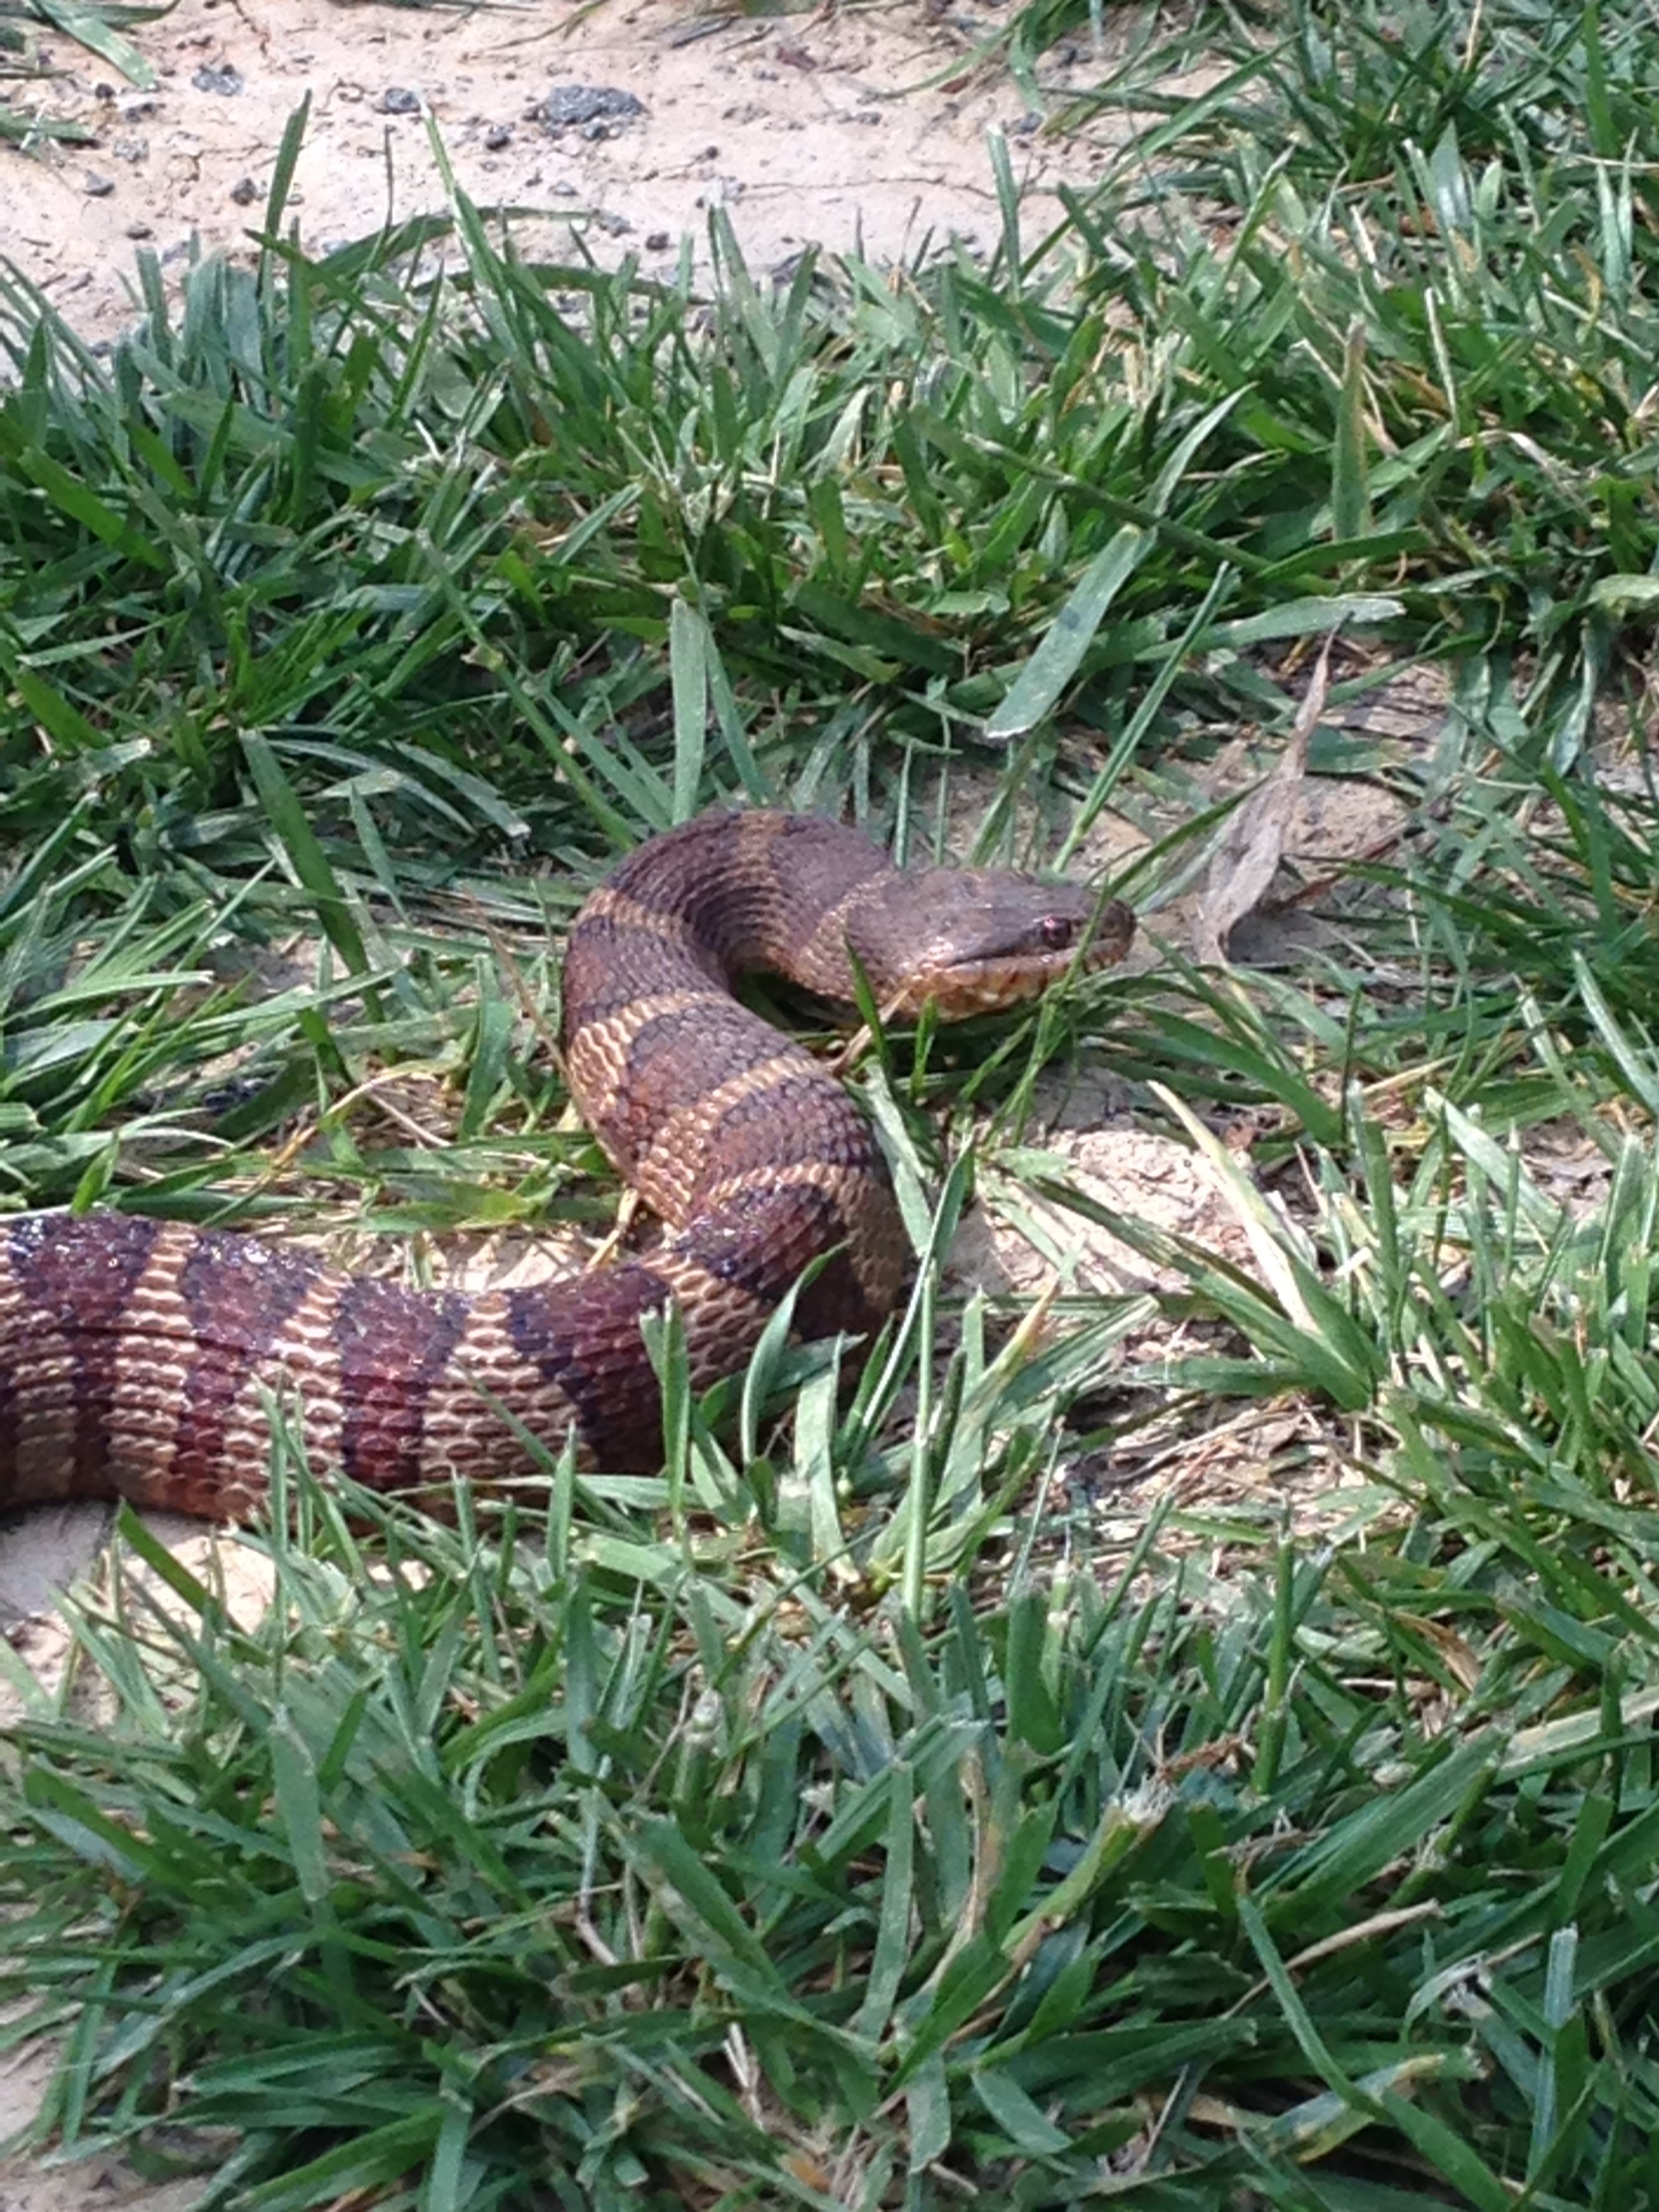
[1396,1610,1483,1693]
[1194,632,1336,966]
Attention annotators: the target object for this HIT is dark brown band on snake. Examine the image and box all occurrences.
[0,809,1133,1516]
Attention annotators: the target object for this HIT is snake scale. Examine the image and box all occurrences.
[0,809,1133,1517]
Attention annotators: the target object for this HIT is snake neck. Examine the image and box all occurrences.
[563,810,897,1012]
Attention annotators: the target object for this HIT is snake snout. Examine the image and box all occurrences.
[868,873,1135,1020]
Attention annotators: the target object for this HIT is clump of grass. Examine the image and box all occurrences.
[12,1282,1659,2212]
[7,7,1659,872]
[0,0,162,88]
[15,1082,1659,2211]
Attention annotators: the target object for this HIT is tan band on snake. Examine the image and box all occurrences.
[0,809,1133,1516]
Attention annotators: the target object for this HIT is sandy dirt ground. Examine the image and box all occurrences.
[3,0,1126,343]
[0,7,1431,2202]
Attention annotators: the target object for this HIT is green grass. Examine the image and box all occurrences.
[7,2,1659,2205]
[0,0,165,93]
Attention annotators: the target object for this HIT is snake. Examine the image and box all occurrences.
[0,808,1133,1518]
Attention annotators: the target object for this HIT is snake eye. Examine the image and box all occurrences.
[1037,914,1076,950]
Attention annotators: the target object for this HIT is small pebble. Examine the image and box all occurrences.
[538,82,644,131]
[191,62,243,96]
[125,221,153,239]
[378,85,420,115]
[645,229,670,251]
[229,174,259,205]
[483,123,512,151]
[83,172,114,196]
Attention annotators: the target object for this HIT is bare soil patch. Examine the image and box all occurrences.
[4,0,1127,343]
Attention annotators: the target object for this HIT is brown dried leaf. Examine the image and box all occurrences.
[1194,634,1336,966]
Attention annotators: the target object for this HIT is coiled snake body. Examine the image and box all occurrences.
[0,810,1132,1516]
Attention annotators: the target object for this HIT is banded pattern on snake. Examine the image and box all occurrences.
[0,809,1133,1517]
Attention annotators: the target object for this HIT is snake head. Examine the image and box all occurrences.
[846,870,1136,1021]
